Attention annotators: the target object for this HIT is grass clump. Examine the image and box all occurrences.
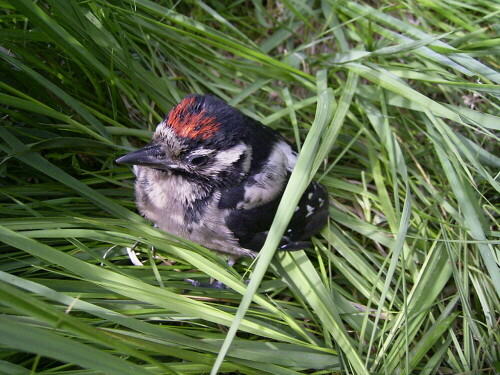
[0,1,498,374]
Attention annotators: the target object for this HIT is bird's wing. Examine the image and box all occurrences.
[224,180,328,252]
[220,139,328,251]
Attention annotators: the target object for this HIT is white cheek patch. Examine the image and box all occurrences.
[205,142,248,175]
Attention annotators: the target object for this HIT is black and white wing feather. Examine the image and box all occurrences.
[220,125,328,252]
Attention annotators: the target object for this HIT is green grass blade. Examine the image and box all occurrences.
[0,315,155,375]
[0,128,137,220]
[424,111,500,298]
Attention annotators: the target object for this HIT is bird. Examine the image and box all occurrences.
[116,94,328,262]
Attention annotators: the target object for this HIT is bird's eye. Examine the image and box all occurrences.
[187,155,209,166]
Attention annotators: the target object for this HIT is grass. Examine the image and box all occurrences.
[0,0,499,374]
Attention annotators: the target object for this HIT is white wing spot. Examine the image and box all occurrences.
[294,206,300,212]
[308,192,313,200]
[306,204,314,217]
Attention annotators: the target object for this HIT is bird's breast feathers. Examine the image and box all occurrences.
[134,165,254,255]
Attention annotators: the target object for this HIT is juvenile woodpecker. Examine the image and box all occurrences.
[116,94,328,259]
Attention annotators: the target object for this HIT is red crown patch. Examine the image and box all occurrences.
[167,97,220,140]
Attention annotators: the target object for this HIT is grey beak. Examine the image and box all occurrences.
[116,144,176,169]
